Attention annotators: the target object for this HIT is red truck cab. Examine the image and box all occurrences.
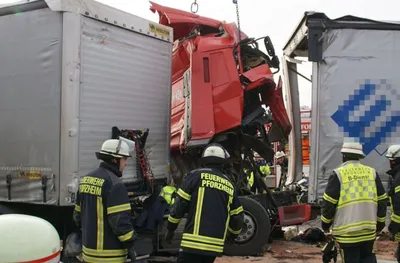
[150,2,291,159]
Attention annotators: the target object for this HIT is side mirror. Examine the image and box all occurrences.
[264,36,280,70]
[264,36,275,57]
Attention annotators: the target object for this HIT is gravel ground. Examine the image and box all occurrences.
[214,239,398,263]
[214,214,399,263]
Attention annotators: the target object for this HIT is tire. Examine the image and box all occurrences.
[224,196,271,256]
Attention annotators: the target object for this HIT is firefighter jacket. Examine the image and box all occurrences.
[388,164,400,241]
[167,167,244,256]
[321,161,387,244]
[73,162,135,263]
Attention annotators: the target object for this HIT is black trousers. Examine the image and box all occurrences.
[339,240,377,263]
[396,242,400,263]
[177,251,216,263]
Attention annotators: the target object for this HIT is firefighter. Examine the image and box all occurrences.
[73,139,137,263]
[0,214,61,263]
[165,143,244,263]
[275,151,288,189]
[386,144,400,262]
[275,151,288,168]
[246,152,271,190]
[321,142,387,263]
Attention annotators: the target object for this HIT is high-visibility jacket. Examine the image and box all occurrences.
[260,164,271,176]
[246,165,271,188]
[160,185,177,205]
[167,167,244,256]
[73,162,135,263]
[321,161,387,244]
[388,164,400,241]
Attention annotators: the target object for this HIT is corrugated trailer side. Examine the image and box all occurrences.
[0,0,173,210]
[59,1,173,206]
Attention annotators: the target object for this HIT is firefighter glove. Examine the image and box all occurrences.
[225,231,237,244]
[165,230,174,244]
[389,222,399,235]
[321,222,331,233]
[128,247,137,262]
[376,221,385,233]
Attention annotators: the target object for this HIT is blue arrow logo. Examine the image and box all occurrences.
[331,79,400,156]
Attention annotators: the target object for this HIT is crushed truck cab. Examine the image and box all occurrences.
[150,1,291,154]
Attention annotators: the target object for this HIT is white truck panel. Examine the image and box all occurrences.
[0,0,173,206]
[0,7,62,204]
[283,13,400,202]
[311,28,399,201]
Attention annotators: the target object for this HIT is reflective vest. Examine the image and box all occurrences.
[331,162,378,242]
[160,185,177,205]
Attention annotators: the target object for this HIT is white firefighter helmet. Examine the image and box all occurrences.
[253,152,262,159]
[386,145,400,160]
[202,143,230,159]
[97,139,132,158]
[0,214,61,263]
[341,142,365,157]
[275,151,286,159]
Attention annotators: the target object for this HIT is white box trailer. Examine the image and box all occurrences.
[283,12,400,202]
[0,0,173,210]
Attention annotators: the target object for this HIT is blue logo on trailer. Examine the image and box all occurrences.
[331,79,400,156]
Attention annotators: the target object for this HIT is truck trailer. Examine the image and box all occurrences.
[0,0,172,250]
[283,12,400,202]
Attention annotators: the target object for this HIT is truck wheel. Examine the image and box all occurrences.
[224,196,271,256]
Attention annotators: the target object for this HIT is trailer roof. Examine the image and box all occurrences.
[283,12,400,61]
[0,0,173,43]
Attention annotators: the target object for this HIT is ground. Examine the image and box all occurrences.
[144,239,397,263]
[215,214,399,263]
[215,239,398,263]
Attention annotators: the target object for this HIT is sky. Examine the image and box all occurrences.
[1,0,399,106]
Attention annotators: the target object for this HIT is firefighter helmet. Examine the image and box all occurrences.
[96,139,132,159]
[0,214,61,263]
[275,151,286,159]
[386,145,400,160]
[341,142,365,157]
[202,143,230,159]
